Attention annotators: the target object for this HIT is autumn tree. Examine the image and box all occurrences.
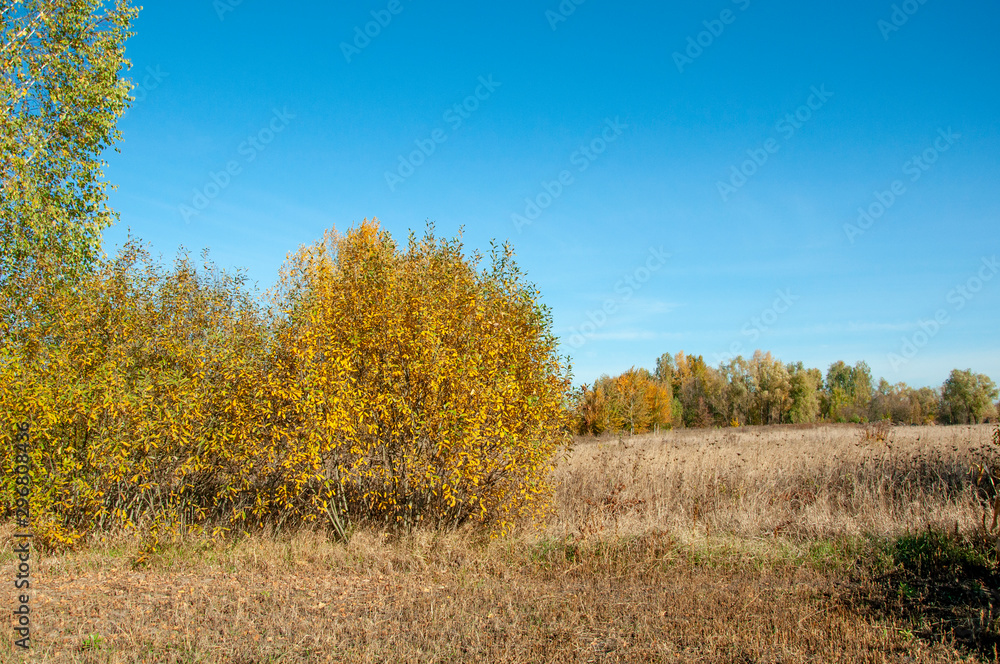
[867,379,942,424]
[869,379,909,423]
[717,352,798,425]
[573,369,672,436]
[669,351,720,427]
[655,352,685,425]
[615,369,647,435]
[614,368,672,435]
[0,239,274,548]
[909,386,942,424]
[719,355,754,425]
[747,351,790,425]
[641,371,674,433]
[574,378,613,435]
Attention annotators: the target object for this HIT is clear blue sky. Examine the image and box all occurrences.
[103,0,1000,389]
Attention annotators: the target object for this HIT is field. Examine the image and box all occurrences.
[3,423,998,663]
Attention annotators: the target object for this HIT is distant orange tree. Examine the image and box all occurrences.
[574,368,672,435]
[0,219,571,548]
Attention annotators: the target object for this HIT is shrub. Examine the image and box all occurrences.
[859,419,893,446]
[271,220,571,534]
[1,240,274,548]
[0,220,571,548]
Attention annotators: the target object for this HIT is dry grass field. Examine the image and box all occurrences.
[3,423,999,663]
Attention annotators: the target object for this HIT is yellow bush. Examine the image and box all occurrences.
[0,220,571,548]
[1,240,274,548]
[271,220,571,533]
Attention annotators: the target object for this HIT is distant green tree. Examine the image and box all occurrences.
[670,397,684,428]
[825,360,852,421]
[940,369,998,424]
[825,360,873,422]
[654,352,675,384]
[853,361,874,410]
[787,362,822,423]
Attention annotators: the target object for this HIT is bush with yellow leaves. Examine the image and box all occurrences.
[0,219,571,549]
[271,220,572,535]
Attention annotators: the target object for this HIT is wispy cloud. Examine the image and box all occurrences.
[558,329,684,342]
[577,296,680,314]
[811,321,918,334]
[717,321,919,337]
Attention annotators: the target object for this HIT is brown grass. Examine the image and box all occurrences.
[2,423,997,663]
[550,423,991,542]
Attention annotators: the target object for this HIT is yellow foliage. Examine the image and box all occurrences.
[0,220,571,548]
[270,220,572,533]
[574,368,671,436]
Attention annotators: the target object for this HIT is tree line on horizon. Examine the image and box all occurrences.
[570,350,999,435]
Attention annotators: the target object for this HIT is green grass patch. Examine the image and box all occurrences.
[855,527,1000,657]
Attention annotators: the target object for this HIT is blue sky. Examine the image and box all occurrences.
[103,0,1000,389]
